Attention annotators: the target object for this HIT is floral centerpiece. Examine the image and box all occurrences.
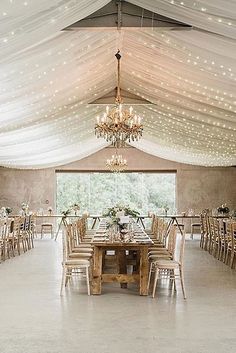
[0,206,12,217]
[163,204,169,216]
[103,204,140,219]
[71,203,80,215]
[103,204,139,232]
[21,202,29,215]
[217,204,230,215]
[62,208,71,219]
[0,207,7,217]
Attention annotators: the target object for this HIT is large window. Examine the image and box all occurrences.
[56,172,176,214]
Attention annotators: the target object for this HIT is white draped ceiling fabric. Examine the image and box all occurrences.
[0,0,236,168]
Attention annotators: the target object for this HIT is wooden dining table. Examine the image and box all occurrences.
[92,220,153,296]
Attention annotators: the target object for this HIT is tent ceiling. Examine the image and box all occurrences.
[63,0,192,30]
[0,0,235,169]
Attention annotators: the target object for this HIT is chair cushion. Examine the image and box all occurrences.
[63,259,90,266]
[69,252,92,258]
[154,259,179,269]
[86,230,96,235]
[72,247,93,253]
[149,249,170,255]
[149,253,172,260]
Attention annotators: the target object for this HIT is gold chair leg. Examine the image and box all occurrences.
[60,266,66,296]
[152,268,159,298]
[147,263,153,293]
[179,267,187,299]
[86,267,91,296]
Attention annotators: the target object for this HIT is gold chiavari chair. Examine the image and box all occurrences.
[145,214,157,236]
[0,219,7,262]
[148,225,177,261]
[208,216,218,257]
[41,223,53,238]
[82,215,96,238]
[60,221,91,296]
[0,218,14,261]
[149,217,168,247]
[12,217,25,255]
[17,215,32,252]
[200,212,209,250]
[147,229,186,299]
[5,218,15,258]
[70,221,93,255]
[24,215,34,250]
[66,222,93,260]
[217,219,229,263]
[18,216,32,253]
[225,221,236,268]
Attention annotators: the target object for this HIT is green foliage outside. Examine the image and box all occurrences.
[56,172,176,215]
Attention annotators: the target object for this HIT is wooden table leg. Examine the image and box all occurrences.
[134,250,140,273]
[139,246,149,296]
[118,250,127,289]
[92,246,103,295]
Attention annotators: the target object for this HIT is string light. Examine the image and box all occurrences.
[0,3,235,168]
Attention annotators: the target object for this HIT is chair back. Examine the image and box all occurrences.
[226,220,236,249]
[200,212,209,237]
[62,219,71,262]
[174,230,186,266]
[75,218,84,243]
[156,217,168,244]
[151,215,158,235]
[166,225,177,256]
[0,219,6,242]
[13,216,24,235]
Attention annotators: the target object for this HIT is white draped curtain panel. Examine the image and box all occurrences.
[0,0,235,168]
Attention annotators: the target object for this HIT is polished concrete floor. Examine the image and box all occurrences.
[0,235,236,353]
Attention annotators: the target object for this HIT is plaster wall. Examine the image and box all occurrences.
[0,147,235,216]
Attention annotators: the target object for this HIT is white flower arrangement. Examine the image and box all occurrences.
[0,207,7,217]
[21,202,29,211]
[71,203,80,215]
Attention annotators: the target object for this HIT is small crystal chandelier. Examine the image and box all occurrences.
[95,50,143,147]
[106,151,127,172]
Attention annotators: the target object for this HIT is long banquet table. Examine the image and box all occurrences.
[92,220,153,296]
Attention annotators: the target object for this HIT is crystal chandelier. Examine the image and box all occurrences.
[95,50,143,147]
[106,151,127,172]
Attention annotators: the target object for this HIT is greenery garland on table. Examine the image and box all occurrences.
[103,204,140,219]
